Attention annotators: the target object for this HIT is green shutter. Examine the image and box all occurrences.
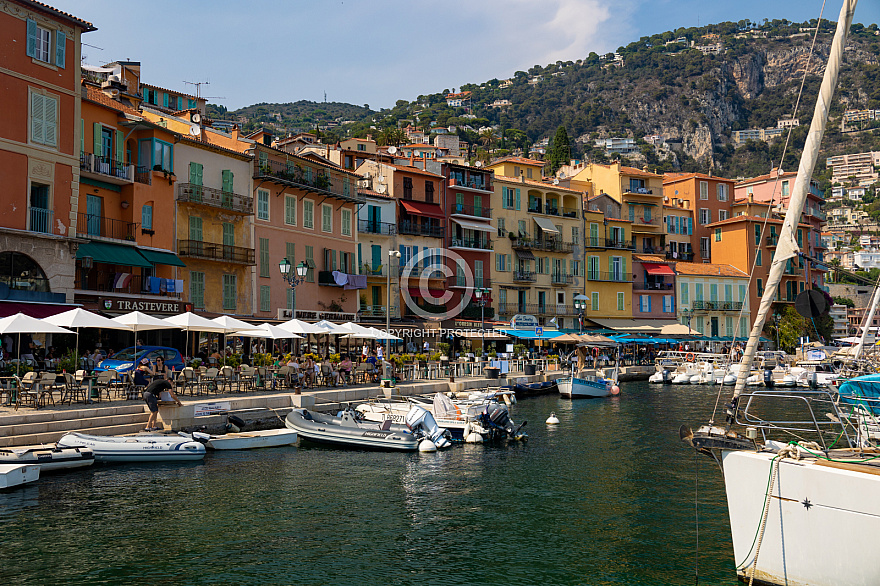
[223,223,234,246]
[621,257,627,277]
[55,30,66,67]
[259,238,270,277]
[190,272,205,309]
[26,19,37,57]
[222,169,233,192]
[163,93,169,108]
[287,242,295,264]
[189,216,203,241]
[93,122,102,155]
[142,205,153,230]
[115,130,124,163]
[515,188,521,210]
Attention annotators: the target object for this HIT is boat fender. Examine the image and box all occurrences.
[465,432,483,443]
[419,439,437,452]
[227,415,246,429]
[611,385,620,395]
[463,422,472,437]
[192,432,211,444]
[546,412,560,425]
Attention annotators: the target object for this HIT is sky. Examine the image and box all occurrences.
[52,0,879,112]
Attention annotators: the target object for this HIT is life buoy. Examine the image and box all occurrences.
[686,353,695,362]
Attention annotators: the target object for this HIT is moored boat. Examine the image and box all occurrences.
[557,374,614,398]
[184,429,299,450]
[57,432,206,462]
[285,408,419,451]
[0,463,40,489]
[0,445,94,472]
[509,380,558,398]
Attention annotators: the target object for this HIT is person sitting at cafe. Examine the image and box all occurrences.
[366,352,379,382]
[303,356,316,387]
[339,355,353,385]
[154,356,170,380]
[287,356,304,386]
[322,356,340,386]
[133,358,153,387]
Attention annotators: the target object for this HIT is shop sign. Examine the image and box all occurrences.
[510,314,539,329]
[100,298,191,315]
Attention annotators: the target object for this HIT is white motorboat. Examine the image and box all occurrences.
[57,432,206,462]
[557,374,614,398]
[0,463,40,488]
[0,445,94,472]
[184,429,299,450]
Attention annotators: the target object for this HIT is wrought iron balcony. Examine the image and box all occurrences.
[398,221,444,238]
[498,303,541,315]
[449,276,491,288]
[513,271,536,282]
[634,281,674,291]
[76,213,138,241]
[666,251,694,261]
[177,183,253,214]
[691,301,743,311]
[254,158,364,203]
[29,207,53,234]
[450,203,492,219]
[450,237,492,251]
[587,271,628,283]
[358,219,396,235]
[177,239,255,264]
[585,237,636,250]
[551,273,574,285]
[80,152,134,184]
[358,264,386,277]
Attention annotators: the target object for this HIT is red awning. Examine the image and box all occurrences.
[408,287,446,298]
[642,263,675,276]
[399,200,445,219]
[0,301,79,318]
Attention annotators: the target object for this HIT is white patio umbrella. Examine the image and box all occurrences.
[366,327,402,341]
[45,308,133,370]
[0,313,74,374]
[277,318,326,335]
[165,312,230,366]
[209,315,256,333]
[237,323,304,339]
[313,320,352,335]
[111,311,173,359]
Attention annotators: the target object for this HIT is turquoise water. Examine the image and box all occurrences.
[0,382,738,585]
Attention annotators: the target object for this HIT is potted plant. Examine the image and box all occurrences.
[191,358,203,369]
[488,349,497,359]
[513,343,527,358]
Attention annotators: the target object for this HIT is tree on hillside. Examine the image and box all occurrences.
[548,126,571,174]
[833,296,855,308]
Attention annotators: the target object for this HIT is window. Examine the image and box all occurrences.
[639,295,651,312]
[303,200,314,228]
[30,91,58,147]
[719,210,728,221]
[257,189,270,220]
[716,183,728,201]
[341,209,352,236]
[322,204,332,233]
[715,228,722,242]
[284,195,296,225]
[425,181,434,203]
[617,292,625,311]
[739,285,746,302]
[141,204,153,230]
[695,283,703,302]
[680,282,689,304]
[260,285,271,312]
[305,246,314,282]
[403,177,413,200]
[724,284,732,302]
[591,292,599,311]
[150,139,173,172]
[756,249,762,266]
[572,226,579,243]
[222,223,234,250]
[782,180,790,197]
[188,216,203,241]
[26,19,65,67]
[726,316,734,336]
[700,237,710,258]
[699,181,708,200]
[259,238,270,277]
[663,295,673,313]
[497,218,506,237]
[190,272,205,309]
[699,208,710,225]
[222,274,237,310]
[754,224,761,246]
[588,256,599,280]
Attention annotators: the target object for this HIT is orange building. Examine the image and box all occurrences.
[0,1,95,315]
[662,172,736,262]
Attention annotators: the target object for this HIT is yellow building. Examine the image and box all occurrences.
[564,162,666,255]
[488,157,586,329]
[582,208,633,319]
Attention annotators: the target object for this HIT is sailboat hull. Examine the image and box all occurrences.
[723,450,880,586]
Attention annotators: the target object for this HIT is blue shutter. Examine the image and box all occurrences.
[142,205,153,230]
[55,30,66,68]
[163,93,169,108]
[688,217,693,235]
[515,188,521,211]
[26,19,37,58]
[647,296,652,312]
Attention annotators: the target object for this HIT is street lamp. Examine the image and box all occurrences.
[474,287,490,354]
[682,307,692,332]
[574,298,587,334]
[387,250,401,357]
[279,257,309,314]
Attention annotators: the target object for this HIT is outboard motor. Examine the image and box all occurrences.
[809,371,818,389]
[405,405,452,448]
[226,414,246,433]
[481,404,527,440]
[662,369,671,384]
[763,369,774,388]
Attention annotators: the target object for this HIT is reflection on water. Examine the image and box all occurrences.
[0,383,738,585]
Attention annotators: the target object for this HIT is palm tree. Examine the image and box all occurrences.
[479,129,495,153]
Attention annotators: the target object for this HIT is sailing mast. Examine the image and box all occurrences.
[853,283,880,359]
[729,0,858,412]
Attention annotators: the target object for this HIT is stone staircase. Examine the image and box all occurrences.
[0,405,149,447]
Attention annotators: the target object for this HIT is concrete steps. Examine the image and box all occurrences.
[0,405,149,447]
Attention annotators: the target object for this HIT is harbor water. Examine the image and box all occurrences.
[0,382,740,585]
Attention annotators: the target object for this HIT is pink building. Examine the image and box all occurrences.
[632,254,676,319]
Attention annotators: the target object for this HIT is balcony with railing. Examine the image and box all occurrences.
[450,236,492,251]
[358,264,386,277]
[584,237,636,250]
[177,239,255,264]
[76,213,138,241]
[450,203,492,219]
[511,237,573,253]
[587,271,628,283]
[358,219,396,235]
[449,176,489,192]
[80,152,134,185]
[75,270,182,298]
[513,271,536,282]
[29,207,53,234]
[666,250,695,261]
[633,281,674,291]
[551,273,574,285]
[398,221,444,239]
[177,183,253,214]
[691,301,744,311]
[630,216,661,227]
[395,265,446,280]
[499,302,540,315]
[254,158,364,203]
[358,305,400,319]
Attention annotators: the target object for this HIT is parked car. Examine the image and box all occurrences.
[94,346,185,373]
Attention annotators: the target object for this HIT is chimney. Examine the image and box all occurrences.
[708,169,713,177]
